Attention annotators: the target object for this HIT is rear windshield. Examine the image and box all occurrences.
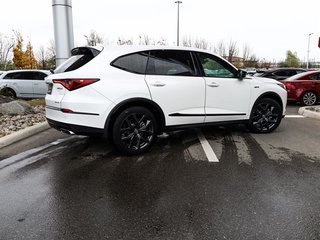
[54,47,101,74]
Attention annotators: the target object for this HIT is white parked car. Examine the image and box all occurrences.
[45,46,287,155]
[0,69,50,98]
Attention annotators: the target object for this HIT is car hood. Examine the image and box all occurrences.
[249,76,279,84]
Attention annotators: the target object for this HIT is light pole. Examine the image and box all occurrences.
[175,1,182,46]
[307,33,313,69]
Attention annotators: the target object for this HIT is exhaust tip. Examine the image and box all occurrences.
[60,128,75,135]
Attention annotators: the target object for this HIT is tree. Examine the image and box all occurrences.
[36,41,56,70]
[214,41,226,57]
[13,33,24,68]
[194,38,209,50]
[46,40,56,69]
[84,30,103,46]
[24,41,37,69]
[242,44,260,68]
[156,38,168,46]
[182,36,209,50]
[0,34,14,70]
[284,50,300,67]
[12,32,37,69]
[117,37,133,45]
[227,40,239,63]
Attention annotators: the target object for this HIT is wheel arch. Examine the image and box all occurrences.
[254,92,284,113]
[104,98,166,137]
[0,86,17,98]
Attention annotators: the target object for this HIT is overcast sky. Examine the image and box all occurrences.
[0,0,319,62]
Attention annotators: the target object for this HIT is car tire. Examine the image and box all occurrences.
[112,106,157,155]
[0,88,16,99]
[248,98,282,133]
[301,91,318,106]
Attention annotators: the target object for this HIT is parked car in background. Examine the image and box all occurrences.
[279,70,320,105]
[243,68,256,76]
[255,68,306,81]
[45,46,287,155]
[0,69,50,98]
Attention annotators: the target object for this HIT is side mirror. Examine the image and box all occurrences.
[237,70,247,80]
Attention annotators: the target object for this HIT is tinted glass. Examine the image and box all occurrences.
[55,55,84,73]
[4,72,25,80]
[310,73,320,80]
[33,72,47,80]
[112,52,148,74]
[274,70,289,77]
[22,72,36,80]
[3,72,16,79]
[146,50,196,76]
[55,47,101,74]
[197,52,236,78]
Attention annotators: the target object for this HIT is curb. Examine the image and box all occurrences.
[298,106,320,120]
[0,122,50,149]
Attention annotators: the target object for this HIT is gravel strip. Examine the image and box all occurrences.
[0,105,46,138]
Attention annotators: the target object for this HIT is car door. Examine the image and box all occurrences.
[310,73,320,98]
[195,52,252,123]
[32,71,48,97]
[144,50,205,126]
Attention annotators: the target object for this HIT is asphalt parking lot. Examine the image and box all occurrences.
[1,104,320,240]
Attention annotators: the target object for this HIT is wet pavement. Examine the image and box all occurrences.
[1,105,320,240]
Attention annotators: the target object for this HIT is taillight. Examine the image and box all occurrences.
[284,82,296,90]
[53,78,99,91]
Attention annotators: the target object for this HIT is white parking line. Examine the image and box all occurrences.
[196,129,219,162]
[285,115,305,118]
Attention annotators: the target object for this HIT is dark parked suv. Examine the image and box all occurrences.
[255,68,306,81]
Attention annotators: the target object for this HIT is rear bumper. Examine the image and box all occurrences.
[47,118,104,136]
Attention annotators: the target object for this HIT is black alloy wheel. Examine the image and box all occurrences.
[301,91,318,106]
[248,98,282,133]
[112,106,157,155]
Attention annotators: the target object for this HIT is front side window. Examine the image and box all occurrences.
[146,50,196,76]
[112,52,149,74]
[33,72,47,80]
[197,52,236,78]
[21,72,36,80]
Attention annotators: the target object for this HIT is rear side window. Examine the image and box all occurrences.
[310,73,320,80]
[54,47,101,74]
[111,52,149,74]
[146,50,196,76]
[4,72,19,79]
[4,71,47,80]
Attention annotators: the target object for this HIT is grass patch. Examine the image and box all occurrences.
[22,98,46,106]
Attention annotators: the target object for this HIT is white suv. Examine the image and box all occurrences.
[0,69,50,98]
[45,46,287,155]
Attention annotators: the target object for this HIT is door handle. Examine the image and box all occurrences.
[150,81,166,87]
[208,82,219,87]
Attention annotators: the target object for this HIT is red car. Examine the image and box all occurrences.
[280,70,320,106]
